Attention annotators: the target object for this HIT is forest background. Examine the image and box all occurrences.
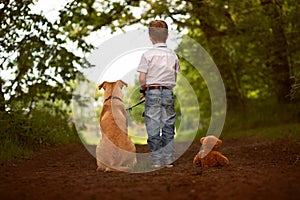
[1,0,299,160]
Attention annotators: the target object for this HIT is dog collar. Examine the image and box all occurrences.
[104,95,123,103]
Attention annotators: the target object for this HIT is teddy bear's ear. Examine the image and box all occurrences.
[218,139,222,145]
[215,139,222,148]
[200,137,205,144]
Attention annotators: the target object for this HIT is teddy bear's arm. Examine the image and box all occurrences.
[193,153,202,166]
[216,152,229,166]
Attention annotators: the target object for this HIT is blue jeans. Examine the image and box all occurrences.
[144,89,176,165]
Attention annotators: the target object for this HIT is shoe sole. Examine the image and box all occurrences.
[165,165,174,168]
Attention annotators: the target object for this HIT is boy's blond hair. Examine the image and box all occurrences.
[149,20,168,43]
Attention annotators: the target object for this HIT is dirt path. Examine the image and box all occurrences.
[1,137,300,200]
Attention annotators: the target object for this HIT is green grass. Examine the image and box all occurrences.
[0,139,33,161]
[175,130,198,142]
[222,123,300,141]
[80,129,198,145]
[78,131,99,145]
[78,130,148,145]
[130,136,147,145]
[0,132,79,161]
[0,109,80,161]
[1,100,299,161]
[220,100,300,140]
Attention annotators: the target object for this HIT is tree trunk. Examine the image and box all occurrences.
[0,78,6,112]
[261,0,292,103]
[198,18,247,110]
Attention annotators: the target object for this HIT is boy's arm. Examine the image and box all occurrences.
[139,72,146,90]
[139,72,146,100]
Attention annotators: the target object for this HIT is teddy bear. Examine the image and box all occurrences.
[193,135,229,167]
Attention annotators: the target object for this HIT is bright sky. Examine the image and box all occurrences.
[30,0,144,85]
[29,0,183,86]
[30,0,71,22]
[97,50,146,84]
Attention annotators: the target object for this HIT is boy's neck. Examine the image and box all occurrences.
[153,42,167,46]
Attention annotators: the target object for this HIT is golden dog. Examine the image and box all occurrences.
[96,80,137,172]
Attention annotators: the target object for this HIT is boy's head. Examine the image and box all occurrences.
[148,20,168,44]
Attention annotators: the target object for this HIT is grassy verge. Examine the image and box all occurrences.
[0,110,80,161]
[0,139,33,161]
[1,100,299,161]
[221,100,300,141]
[222,123,300,141]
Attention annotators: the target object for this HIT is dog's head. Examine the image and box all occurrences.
[98,80,128,90]
[98,80,128,100]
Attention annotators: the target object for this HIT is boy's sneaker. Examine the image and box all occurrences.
[165,164,174,168]
[151,161,162,169]
[164,159,174,168]
[152,164,162,169]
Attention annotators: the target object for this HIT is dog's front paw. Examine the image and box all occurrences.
[96,166,112,172]
[105,167,114,172]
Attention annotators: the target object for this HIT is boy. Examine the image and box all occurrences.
[137,20,180,168]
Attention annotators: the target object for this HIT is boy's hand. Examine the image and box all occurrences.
[138,93,145,100]
[139,73,146,101]
[139,85,146,100]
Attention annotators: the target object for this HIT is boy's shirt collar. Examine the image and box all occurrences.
[154,43,167,48]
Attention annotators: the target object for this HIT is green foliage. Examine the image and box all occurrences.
[57,2,300,143]
[125,78,145,125]
[223,99,300,134]
[1,0,300,160]
[223,123,300,141]
[0,138,32,161]
[0,0,91,159]
[62,0,299,106]
[0,102,79,160]
[0,0,92,112]
[72,76,103,145]
[289,72,300,101]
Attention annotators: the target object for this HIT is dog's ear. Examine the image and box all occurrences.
[98,82,107,90]
[117,80,128,88]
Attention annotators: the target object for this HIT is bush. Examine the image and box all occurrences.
[0,106,79,161]
[223,99,300,136]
